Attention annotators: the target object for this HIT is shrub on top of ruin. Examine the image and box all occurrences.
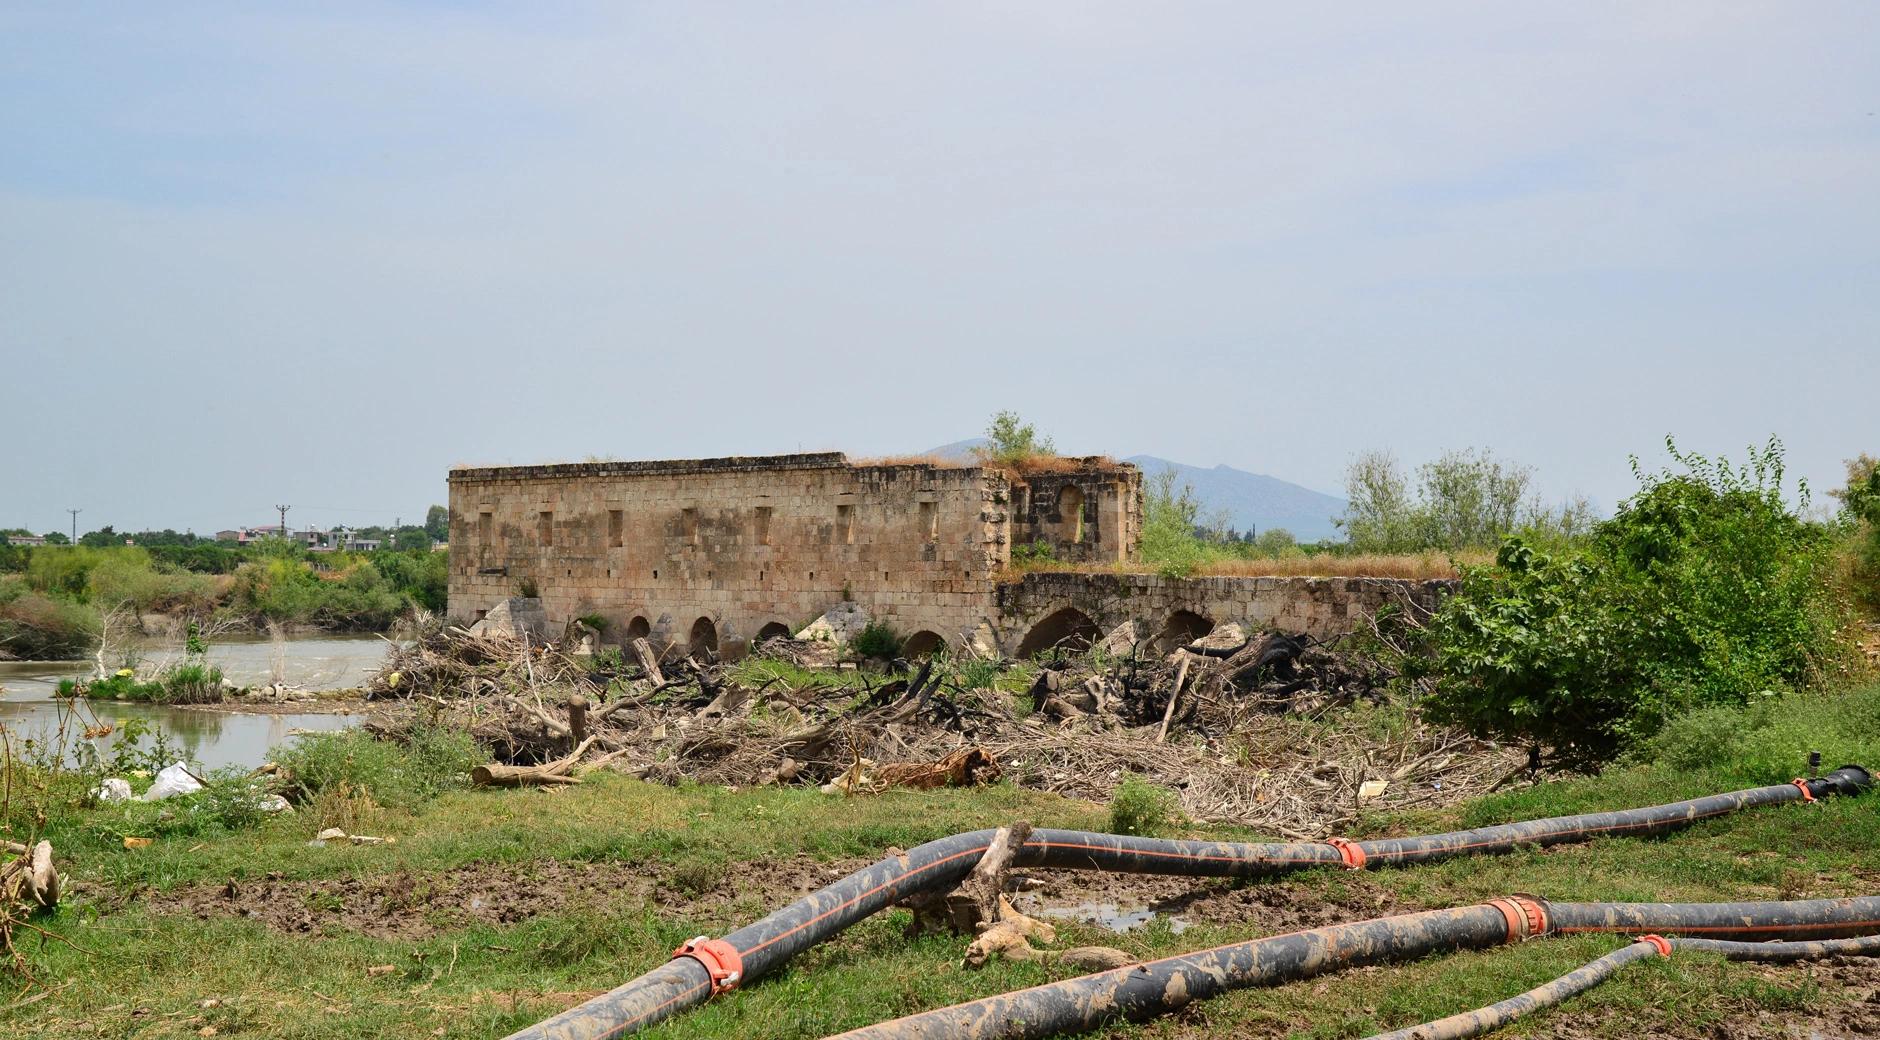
[850,621,903,660]
[1010,539,1059,568]
[975,410,1057,468]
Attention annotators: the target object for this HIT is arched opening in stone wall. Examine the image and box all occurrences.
[689,616,719,657]
[1153,610,1215,654]
[902,630,946,658]
[1015,607,1101,659]
[624,616,651,643]
[756,621,793,645]
[1059,486,1086,543]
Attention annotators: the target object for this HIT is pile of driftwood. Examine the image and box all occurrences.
[365,621,1518,833]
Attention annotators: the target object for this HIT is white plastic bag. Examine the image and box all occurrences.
[96,777,134,802]
[143,762,204,801]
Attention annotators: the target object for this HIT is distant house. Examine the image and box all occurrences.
[216,524,395,552]
[3,533,47,547]
[219,524,290,545]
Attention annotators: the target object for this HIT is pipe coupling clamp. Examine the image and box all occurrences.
[673,936,744,995]
[1487,896,1550,942]
[1325,837,1367,870]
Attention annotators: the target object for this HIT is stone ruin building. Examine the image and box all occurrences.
[446,452,1441,658]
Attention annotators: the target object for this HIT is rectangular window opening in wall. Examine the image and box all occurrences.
[755,506,772,545]
[682,508,698,544]
[537,510,553,546]
[478,511,492,545]
[919,500,937,542]
[608,509,624,548]
[837,504,854,544]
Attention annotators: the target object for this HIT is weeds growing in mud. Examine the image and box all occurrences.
[272,725,483,812]
[1107,774,1180,836]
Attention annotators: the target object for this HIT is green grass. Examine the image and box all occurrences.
[8,685,1880,1039]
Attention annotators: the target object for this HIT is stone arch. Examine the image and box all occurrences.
[689,616,719,657]
[624,615,652,643]
[1059,485,1086,543]
[755,621,793,645]
[902,630,946,658]
[1015,606,1101,659]
[1153,609,1215,654]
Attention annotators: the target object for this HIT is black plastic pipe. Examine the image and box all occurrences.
[1363,932,1880,1040]
[503,766,1869,1040]
[822,896,1880,1040]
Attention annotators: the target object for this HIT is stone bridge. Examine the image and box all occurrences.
[990,572,1452,657]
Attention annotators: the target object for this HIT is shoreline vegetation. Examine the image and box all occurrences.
[0,536,446,663]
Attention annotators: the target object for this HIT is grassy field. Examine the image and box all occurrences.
[7,686,1880,1040]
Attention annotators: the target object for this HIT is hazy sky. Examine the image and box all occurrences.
[4,3,1876,537]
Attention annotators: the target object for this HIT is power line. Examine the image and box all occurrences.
[275,504,291,537]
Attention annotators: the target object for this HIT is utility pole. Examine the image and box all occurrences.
[67,508,81,543]
[276,504,291,539]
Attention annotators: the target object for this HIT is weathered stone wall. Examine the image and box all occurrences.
[1007,463,1143,565]
[446,450,1433,660]
[448,454,1011,655]
[992,572,1453,651]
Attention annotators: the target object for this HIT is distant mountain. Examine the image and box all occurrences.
[1125,456,1346,542]
[923,439,1347,542]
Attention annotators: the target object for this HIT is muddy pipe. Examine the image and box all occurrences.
[502,767,1869,1040]
[1363,932,1880,1040]
[823,896,1880,1040]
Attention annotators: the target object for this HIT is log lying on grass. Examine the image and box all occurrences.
[1,840,59,909]
[471,736,628,787]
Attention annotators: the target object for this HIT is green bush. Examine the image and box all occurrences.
[271,725,483,811]
[1834,453,1880,615]
[1645,687,1880,787]
[1423,437,1851,767]
[850,621,903,659]
[159,660,226,704]
[1108,774,1180,836]
[0,577,100,659]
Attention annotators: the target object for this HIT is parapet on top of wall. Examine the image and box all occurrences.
[449,452,853,483]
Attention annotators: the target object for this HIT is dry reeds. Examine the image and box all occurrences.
[1002,552,1485,583]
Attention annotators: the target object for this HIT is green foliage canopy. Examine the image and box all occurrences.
[1422,437,1849,766]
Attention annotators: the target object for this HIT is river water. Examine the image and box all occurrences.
[0,634,385,769]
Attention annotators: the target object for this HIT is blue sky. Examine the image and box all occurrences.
[3,3,1876,536]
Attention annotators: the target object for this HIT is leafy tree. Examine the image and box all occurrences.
[424,505,450,543]
[1338,447,1584,553]
[1413,448,1531,550]
[1140,470,1209,577]
[1422,437,1848,767]
[1337,450,1417,552]
[391,527,432,552]
[42,532,69,545]
[78,525,120,548]
[978,411,1056,466]
[1252,527,1299,557]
